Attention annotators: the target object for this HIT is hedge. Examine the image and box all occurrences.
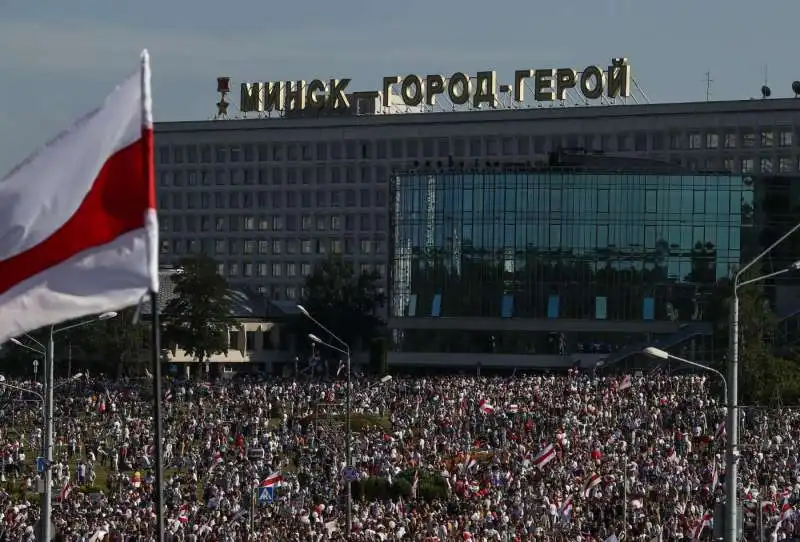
[349,469,448,502]
[300,413,392,432]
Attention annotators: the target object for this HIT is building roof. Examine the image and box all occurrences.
[155,97,800,134]
[142,269,290,319]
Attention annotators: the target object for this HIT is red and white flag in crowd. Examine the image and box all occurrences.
[57,481,71,502]
[209,451,224,472]
[178,504,190,523]
[478,399,494,414]
[692,510,712,540]
[713,421,726,440]
[533,443,556,469]
[618,375,632,391]
[710,461,719,492]
[0,51,158,345]
[261,471,283,488]
[780,502,794,522]
[558,495,573,521]
[582,472,601,498]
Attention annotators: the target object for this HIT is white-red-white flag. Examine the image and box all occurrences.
[261,471,283,488]
[0,51,158,345]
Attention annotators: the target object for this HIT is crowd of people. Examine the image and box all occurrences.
[0,369,797,541]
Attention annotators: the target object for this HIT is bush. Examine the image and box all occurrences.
[351,469,448,503]
[350,414,391,432]
[300,413,391,432]
[78,485,104,494]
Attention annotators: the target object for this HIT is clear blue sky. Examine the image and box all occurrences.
[1,0,797,172]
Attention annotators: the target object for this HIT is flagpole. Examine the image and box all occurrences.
[150,292,165,540]
[141,49,165,542]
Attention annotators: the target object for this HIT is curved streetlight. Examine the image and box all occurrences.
[642,347,728,403]
[299,306,354,535]
[7,310,116,542]
[725,250,800,542]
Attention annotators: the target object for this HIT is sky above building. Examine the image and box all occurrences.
[0,0,798,172]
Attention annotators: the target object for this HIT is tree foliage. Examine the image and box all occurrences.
[707,266,800,405]
[65,307,149,379]
[162,254,237,363]
[298,255,385,354]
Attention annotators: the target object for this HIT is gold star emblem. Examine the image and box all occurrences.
[217,99,229,116]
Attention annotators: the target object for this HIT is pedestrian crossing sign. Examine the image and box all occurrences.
[257,486,274,503]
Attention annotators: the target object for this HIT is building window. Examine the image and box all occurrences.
[501,294,514,318]
[742,131,756,148]
[761,130,774,147]
[705,133,719,149]
[723,132,737,148]
[271,263,282,277]
[547,295,560,319]
[688,133,702,149]
[741,158,754,173]
[779,157,793,172]
[642,297,655,321]
[431,293,442,317]
[760,157,774,173]
[595,296,607,320]
[779,130,793,147]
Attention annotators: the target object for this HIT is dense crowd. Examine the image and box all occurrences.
[0,369,798,541]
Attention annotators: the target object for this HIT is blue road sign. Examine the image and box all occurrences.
[36,457,46,473]
[341,466,359,482]
[257,486,274,503]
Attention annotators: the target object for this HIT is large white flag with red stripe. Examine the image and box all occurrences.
[0,51,158,345]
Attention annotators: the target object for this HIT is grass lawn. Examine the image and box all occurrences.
[1,414,392,502]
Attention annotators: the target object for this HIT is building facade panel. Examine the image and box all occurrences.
[388,169,748,358]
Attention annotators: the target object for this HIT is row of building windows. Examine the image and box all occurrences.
[158,188,388,211]
[397,291,695,321]
[207,260,386,280]
[160,236,388,257]
[158,213,388,234]
[156,127,799,165]
[154,155,800,200]
[158,166,391,187]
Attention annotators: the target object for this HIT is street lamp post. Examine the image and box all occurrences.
[307,332,353,535]
[726,215,800,542]
[307,334,392,536]
[298,304,357,535]
[9,311,116,542]
[298,304,394,536]
[642,347,728,405]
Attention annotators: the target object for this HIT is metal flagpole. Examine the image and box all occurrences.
[150,293,166,541]
[40,326,55,542]
[623,472,628,542]
[250,488,255,534]
[758,501,763,542]
[140,48,164,542]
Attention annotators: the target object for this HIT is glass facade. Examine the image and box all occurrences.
[390,170,752,324]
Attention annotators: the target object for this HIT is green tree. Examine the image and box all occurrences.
[298,254,385,355]
[162,254,237,367]
[65,307,149,379]
[707,266,800,405]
